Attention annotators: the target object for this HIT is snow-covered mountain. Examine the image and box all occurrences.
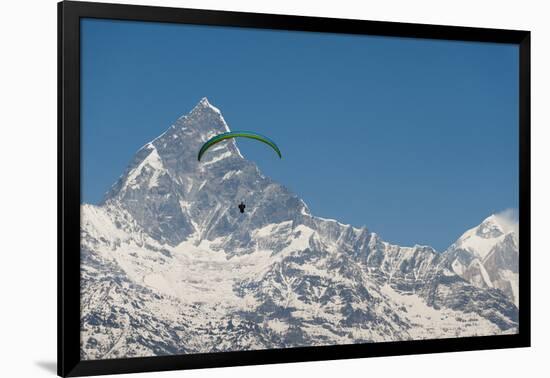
[80,98,519,360]
[445,214,519,306]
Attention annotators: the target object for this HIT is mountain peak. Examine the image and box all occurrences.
[447,210,519,260]
[476,215,506,239]
[446,211,519,305]
[185,97,230,135]
[477,211,518,238]
[199,97,211,106]
[191,97,222,115]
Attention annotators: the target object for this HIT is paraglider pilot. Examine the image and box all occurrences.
[197,130,280,217]
[238,202,246,213]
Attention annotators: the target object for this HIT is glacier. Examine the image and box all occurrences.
[80,98,519,360]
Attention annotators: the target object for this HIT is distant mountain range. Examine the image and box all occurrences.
[80,98,519,360]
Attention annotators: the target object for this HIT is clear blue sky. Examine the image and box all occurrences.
[81,18,519,251]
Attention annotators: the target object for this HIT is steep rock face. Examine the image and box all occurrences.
[80,98,519,360]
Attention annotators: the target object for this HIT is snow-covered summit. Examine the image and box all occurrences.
[448,213,518,259]
[194,96,222,114]
[445,212,519,305]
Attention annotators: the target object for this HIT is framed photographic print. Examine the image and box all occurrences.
[58,1,531,376]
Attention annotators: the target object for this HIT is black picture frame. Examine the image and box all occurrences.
[58,1,531,376]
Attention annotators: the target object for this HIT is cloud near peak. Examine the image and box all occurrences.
[494,208,519,235]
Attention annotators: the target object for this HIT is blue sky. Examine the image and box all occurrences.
[81,19,519,251]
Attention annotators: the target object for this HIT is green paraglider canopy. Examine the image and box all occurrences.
[198,131,282,161]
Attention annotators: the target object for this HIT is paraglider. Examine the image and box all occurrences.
[197,131,282,161]
[198,130,281,216]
